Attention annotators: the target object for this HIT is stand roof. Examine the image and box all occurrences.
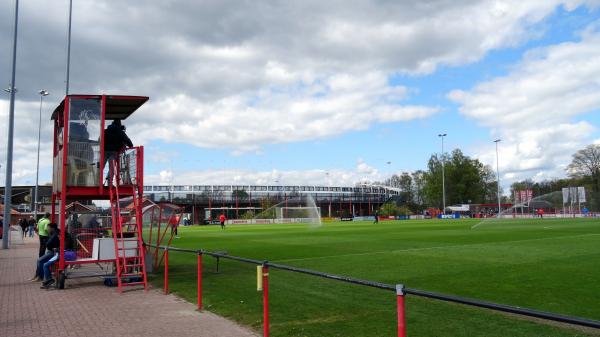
[51,95,149,120]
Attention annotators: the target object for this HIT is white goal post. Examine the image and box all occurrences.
[275,206,321,221]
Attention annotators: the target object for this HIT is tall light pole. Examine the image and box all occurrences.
[34,90,49,221]
[3,0,20,249]
[65,0,73,95]
[386,161,392,188]
[438,133,447,214]
[494,139,502,217]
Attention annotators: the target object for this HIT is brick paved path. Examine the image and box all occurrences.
[0,239,258,337]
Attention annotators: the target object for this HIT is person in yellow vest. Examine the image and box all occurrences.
[36,213,51,258]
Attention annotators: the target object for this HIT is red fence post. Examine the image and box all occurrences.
[197,251,203,310]
[263,263,270,337]
[397,284,406,337]
[164,248,169,294]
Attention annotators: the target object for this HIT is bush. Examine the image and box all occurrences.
[241,211,255,219]
[379,202,399,216]
[397,205,411,216]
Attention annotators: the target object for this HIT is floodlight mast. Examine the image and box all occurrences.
[494,139,502,217]
[438,133,447,215]
[65,0,72,95]
[33,90,49,221]
[3,0,19,249]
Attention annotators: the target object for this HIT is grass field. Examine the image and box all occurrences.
[151,218,600,337]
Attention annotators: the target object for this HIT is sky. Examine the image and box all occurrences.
[1,0,600,194]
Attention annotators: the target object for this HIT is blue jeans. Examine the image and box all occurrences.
[28,225,34,237]
[36,251,54,279]
[43,253,59,281]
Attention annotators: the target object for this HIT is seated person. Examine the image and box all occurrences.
[38,223,74,288]
[33,223,59,282]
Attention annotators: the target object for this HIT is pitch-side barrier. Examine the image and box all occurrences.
[146,243,600,337]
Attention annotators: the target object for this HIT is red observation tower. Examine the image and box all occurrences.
[50,94,148,291]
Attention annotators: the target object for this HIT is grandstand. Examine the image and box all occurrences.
[142,184,400,224]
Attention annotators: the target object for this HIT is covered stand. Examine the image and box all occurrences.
[50,94,149,291]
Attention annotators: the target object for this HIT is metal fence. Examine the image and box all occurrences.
[146,243,600,337]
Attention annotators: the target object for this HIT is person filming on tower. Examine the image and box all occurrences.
[103,119,133,178]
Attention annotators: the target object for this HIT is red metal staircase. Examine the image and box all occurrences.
[108,154,148,292]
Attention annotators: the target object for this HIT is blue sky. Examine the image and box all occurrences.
[1,1,600,192]
[139,3,600,189]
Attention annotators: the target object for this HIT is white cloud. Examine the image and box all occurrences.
[145,160,382,186]
[2,1,599,185]
[0,100,54,186]
[159,170,173,184]
[129,72,437,150]
[450,25,600,185]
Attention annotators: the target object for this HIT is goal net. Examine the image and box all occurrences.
[275,206,321,224]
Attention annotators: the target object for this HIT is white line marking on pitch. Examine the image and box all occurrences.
[274,233,600,263]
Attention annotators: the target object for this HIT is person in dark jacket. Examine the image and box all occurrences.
[28,217,35,238]
[103,119,133,166]
[40,223,62,288]
[33,223,59,282]
[103,119,133,180]
[19,218,28,238]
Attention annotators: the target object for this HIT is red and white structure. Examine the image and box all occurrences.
[51,94,148,291]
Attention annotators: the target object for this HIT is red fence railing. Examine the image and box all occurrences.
[148,243,600,337]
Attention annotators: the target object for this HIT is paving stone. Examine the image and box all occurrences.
[0,239,258,337]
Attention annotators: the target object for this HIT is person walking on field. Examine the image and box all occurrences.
[373,210,379,224]
[219,213,226,230]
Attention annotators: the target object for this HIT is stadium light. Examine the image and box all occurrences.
[438,133,447,214]
[494,139,502,217]
[65,0,72,95]
[387,161,392,188]
[3,0,19,249]
[33,90,49,221]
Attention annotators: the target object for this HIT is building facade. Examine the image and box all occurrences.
[142,184,399,223]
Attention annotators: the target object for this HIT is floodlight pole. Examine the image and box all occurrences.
[387,161,393,199]
[494,139,502,217]
[438,133,447,215]
[65,0,72,95]
[3,0,19,249]
[34,90,49,221]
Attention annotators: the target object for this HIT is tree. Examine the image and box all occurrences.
[567,144,600,208]
[411,170,426,206]
[398,172,413,202]
[422,149,498,208]
[379,202,400,216]
[232,189,249,200]
[385,174,402,188]
[241,210,255,219]
[567,144,600,185]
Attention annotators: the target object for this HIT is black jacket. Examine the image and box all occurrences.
[45,231,74,251]
[104,124,133,152]
[46,231,60,251]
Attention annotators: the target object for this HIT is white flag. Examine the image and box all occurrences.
[562,187,569,204]
[570,187,578,203]
[578,186,586,203]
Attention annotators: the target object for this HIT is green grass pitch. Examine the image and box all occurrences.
[152,218,600,337]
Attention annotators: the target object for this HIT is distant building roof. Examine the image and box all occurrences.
[0,204,20,215]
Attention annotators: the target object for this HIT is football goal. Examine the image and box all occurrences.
[275,206,321,224]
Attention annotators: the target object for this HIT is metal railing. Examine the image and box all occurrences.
[146,243,600,337]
